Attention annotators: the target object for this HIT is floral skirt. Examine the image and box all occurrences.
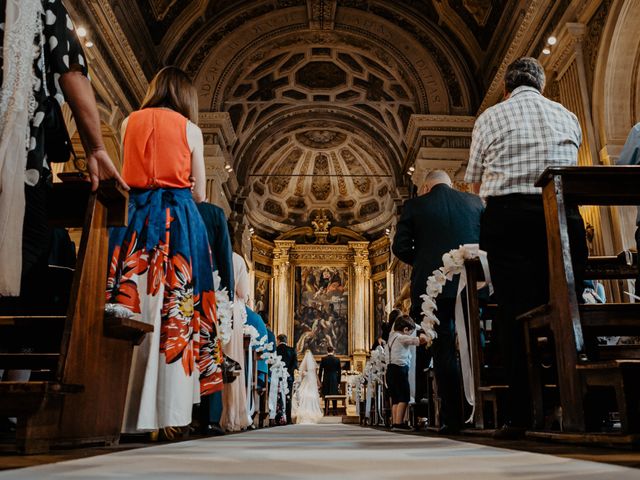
[106,188,223,431]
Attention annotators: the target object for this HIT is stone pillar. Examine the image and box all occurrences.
[350,241,370,371]
[405,114,476,189]
[199,113,238,216]
[272,240,296,337]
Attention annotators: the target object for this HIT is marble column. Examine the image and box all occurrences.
[349,241,370,371]
[272,240,296,337]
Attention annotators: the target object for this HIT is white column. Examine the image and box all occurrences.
[349,241,370,371]
[272,240,296,337]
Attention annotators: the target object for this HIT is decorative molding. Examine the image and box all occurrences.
[543,23,586,78]
[307,0,337,30]
[80,1,149,102]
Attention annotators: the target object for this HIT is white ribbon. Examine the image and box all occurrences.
[245,342,255,421]
[453,245,492,423]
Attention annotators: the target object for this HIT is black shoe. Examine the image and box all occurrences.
[436,424,460,435]
[391,423,412,431]
[203,423,225,436]
[493,424,525,439]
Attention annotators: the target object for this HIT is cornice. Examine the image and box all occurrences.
[81,1,149,102]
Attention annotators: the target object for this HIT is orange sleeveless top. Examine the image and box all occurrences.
[121,108,191,189]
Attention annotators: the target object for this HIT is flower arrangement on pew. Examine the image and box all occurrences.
[420,245,482,345]
[213,271,234,345]
[420,244,492,420]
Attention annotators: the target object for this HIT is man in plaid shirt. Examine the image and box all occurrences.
[465,57,588,438]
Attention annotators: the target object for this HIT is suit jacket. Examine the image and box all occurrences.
[276,343,298,383]
[392,184,484,313]
[319,354,342,395]
[196,202,234,298]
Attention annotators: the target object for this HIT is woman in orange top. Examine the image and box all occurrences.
[106,67,223,433]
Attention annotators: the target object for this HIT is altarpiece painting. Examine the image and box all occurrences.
[294,266,349,356]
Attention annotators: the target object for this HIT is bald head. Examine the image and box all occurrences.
[420,170,452,195]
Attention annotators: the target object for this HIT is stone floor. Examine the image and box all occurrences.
[1,424,640,479]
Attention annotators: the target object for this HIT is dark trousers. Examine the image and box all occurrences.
[410,292,433,405]
[22,182,51,293]
[431,299,463,429]
[199,391,223,426]
[480,194,588,427]
[286,380,294,423]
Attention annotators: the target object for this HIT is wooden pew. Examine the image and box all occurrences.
[243,334,263,428]
[0,181,152,453]
[519,166,640,440]
[464,258,507,431]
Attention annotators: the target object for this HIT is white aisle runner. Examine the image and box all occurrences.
[1,424,638,480]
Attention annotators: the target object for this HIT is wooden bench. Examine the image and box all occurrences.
[0,181,152,453]
[324,394,347,416]
[518,166,640,436]
[462,258,508,431]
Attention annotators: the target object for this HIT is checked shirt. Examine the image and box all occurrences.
[465,86,582,199]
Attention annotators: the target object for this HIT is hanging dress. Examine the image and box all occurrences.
[106,108,223,432]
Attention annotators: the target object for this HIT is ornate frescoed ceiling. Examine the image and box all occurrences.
[69,0,561,237]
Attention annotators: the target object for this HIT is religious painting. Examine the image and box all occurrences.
[371,277,388,340]
[294,266,349,356]
[254,276,270,325]
[392,260,412,312]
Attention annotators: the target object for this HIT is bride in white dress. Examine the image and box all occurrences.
[292,350,324,424]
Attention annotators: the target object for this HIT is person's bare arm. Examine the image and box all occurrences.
[59,71,128,191]
[187,122,206,203]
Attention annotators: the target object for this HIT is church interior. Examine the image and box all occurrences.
[1,0,640,478]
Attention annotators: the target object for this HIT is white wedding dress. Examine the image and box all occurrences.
[292,351,323,424]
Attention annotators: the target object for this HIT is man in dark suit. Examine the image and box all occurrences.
[276,334,298,423]
[392,170,484,433]
[319,346,342,414]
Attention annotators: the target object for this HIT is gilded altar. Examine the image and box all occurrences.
[250,213,399,372]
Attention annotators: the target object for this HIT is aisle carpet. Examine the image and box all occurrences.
[1,424,638,479]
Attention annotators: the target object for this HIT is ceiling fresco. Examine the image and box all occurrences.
[79,0,540,237]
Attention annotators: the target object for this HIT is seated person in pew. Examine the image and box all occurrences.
[107,67,223,435]
[616,121,640,292]
[465,56,589,438]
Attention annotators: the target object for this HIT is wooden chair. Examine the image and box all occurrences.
[519,166,640,437]
[0,181,152,453]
